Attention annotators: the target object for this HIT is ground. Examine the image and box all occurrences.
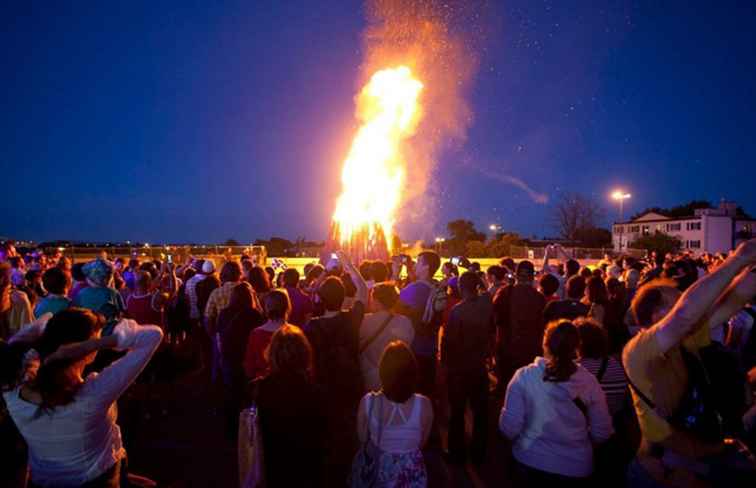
[120,363,517,488]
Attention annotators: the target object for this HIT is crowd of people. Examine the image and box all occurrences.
[1,238,756,487]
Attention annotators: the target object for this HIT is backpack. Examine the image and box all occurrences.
[418,280,447,337]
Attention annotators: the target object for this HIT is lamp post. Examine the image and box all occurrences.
[489,224,502,237]
[611,191,631,251]
[434,237,445,256]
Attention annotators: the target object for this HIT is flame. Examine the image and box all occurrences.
[332,66,423,245]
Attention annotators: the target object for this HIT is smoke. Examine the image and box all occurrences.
[476,166,550,204]
[360,0,485,236]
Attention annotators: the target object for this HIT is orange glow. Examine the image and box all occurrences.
[332,66,423,244]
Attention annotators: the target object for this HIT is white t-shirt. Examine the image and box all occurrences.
[359,312,414,392]
[4,322,163,486]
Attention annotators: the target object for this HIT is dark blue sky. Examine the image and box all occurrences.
[3,1,755,243]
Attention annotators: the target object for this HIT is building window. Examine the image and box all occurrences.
[642,225,650,236]
[629,225,640,233]
[686,222,701,231]
[668,223,681,231]
[689,240,701,249]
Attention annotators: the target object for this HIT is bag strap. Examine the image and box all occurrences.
[360,314,394,353]
[596,356,609,382]
[619,355,656,409]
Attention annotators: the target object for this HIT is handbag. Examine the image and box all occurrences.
[350,395,384,488]
[238,404,265,488]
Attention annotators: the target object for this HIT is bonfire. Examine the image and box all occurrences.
[327,66,423,263]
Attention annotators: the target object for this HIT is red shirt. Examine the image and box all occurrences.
[126,292,163,327]
[243,328,275,379]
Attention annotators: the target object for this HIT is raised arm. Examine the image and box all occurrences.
[87,319,163,409]
[703,267,756,331]
[336,251,368,306]
[654,239,756,353]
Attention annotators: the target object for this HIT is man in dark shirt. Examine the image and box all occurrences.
[304,251,367,486]
[543,275,590,323]
[492,260,546,392]
[441,271,495,465]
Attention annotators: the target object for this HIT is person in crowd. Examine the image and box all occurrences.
[126,264,177,328]
[73,259,125,334]
[205,261,246,373]
[305,251,368,486]
[247,265,272,300]
[359,260,373,285]
[583,276,609,325]
[25,269,46,307]
[1,309,163,487]
[356,341,433,487]
[395,251,444,396]
[499,320,613,483]
[194,260,220,324]
[539,273,560,303]
[442,261,460,282]
[189,260,220,374]
[624,239,756,487]
[484,264,508,300]
[253,325,326,487]
[68,263,89,302]
[57,256,72,274]
[122,258,139,293]
[543,275,590,323]
[244,289,292,380]
[34,267,71,318]
[370,260,390,284]
[216,282,265,437]
[604,276,631,354]
[493,260,546,391]
[575,318,628,417]
[1,262,34,339]
[441,271,495,466]
[184,259,211,327]
[359,282,414,392]
[624,267,641,306]
[579,266,593,280]
[281,268,313,327]
[565,258,580,280]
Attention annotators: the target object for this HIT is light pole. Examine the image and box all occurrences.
[434,237,445,255]
[489,224,502,238]
[611,191,631,251]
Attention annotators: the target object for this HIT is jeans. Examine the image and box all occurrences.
[447,367,489,464]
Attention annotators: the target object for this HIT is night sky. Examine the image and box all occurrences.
[3,1,755,244]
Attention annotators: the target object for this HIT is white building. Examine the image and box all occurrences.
[612,200,755,255]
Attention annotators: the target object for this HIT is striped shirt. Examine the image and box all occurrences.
[578,356,629,417]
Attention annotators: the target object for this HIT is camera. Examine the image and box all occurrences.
[450,256,471,268]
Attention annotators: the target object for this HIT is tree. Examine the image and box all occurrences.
[552,192,604,240]
[224,238,240,246]
[486,233,524,258]
[629,231,681,256]
[446,219,485,256]
[465,240,487,258]
[573,226,612,248]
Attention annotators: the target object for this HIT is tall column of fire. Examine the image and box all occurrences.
[328,66,423,263]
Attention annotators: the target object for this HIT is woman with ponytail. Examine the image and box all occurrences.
[499,320,613,484]
[1,307,163,487]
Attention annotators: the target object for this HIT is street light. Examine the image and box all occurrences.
[611,191,631,221]
[434,237,445,255]
[612,190,632,251]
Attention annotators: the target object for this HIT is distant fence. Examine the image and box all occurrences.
[509,245,645,261]
[38,245,636,277]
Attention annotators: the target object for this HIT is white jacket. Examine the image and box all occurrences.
[499,357,614,478]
